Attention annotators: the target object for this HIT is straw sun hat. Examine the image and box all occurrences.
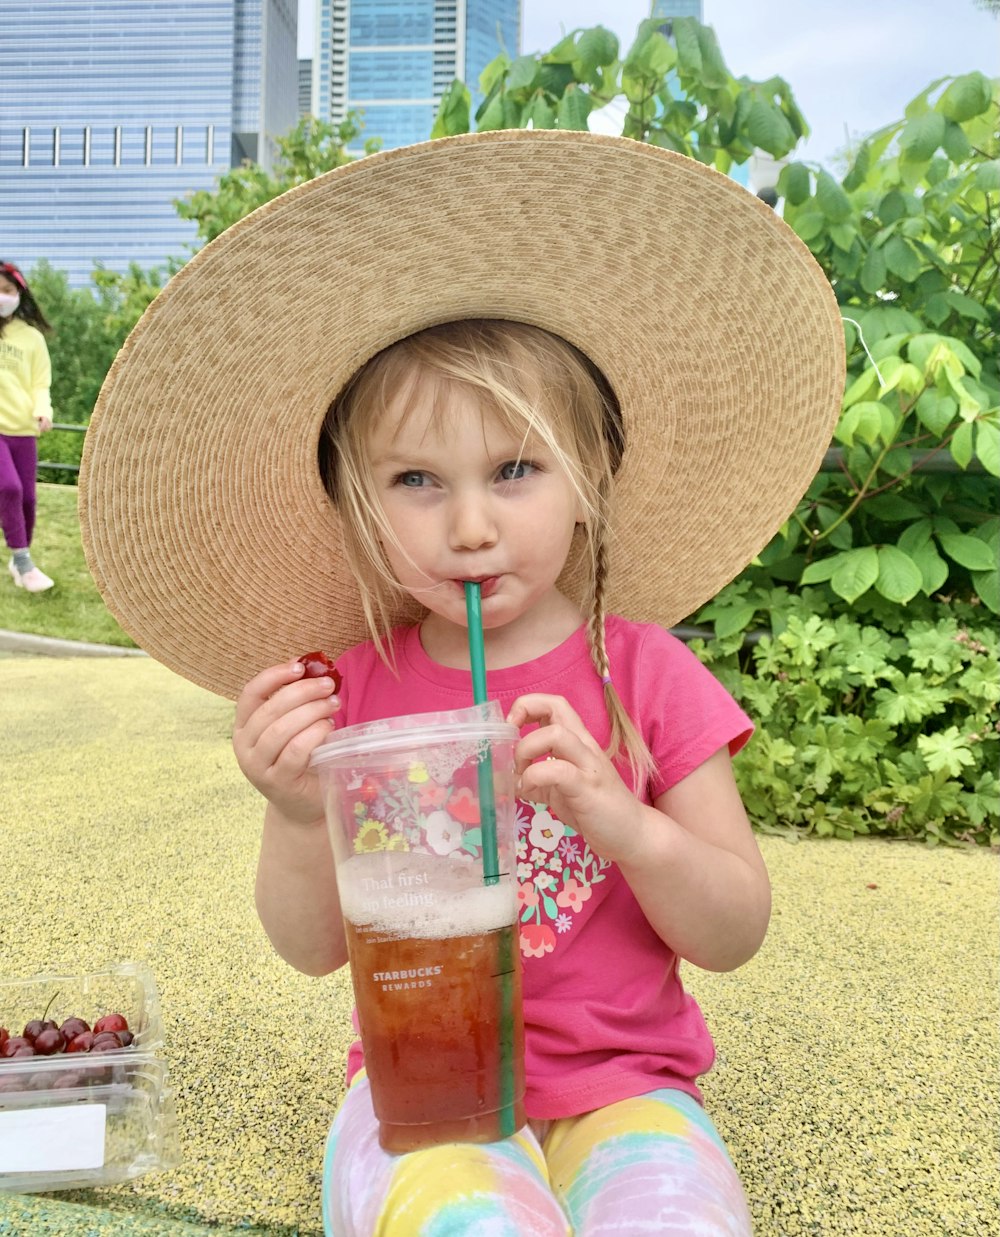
[80,129,844,701]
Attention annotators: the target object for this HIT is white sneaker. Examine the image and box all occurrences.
[8,560,54,592]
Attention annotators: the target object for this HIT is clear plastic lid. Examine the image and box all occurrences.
[310,701,518,767]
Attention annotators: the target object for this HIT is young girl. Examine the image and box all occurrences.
[0,261,55,592]
[78,129,843,1237]
[234,319,768,1235]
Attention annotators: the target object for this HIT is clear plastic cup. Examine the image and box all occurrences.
[311,702,526,1153]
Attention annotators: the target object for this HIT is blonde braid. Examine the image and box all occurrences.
[585,483,655,791]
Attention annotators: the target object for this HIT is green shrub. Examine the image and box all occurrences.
[694,586,999,846]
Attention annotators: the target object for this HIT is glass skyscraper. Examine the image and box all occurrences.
[0,1,298,286]
[312,0,521,151]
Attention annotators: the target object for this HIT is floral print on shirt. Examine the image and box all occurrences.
[515,799,613,958]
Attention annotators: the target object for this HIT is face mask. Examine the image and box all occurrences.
[0,293,20,318]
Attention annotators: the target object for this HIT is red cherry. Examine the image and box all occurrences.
[0,1027,8,1051]
[66,1031,96,1053]
[32,1027,66,1055]
[22,1019,46,1042]
[60,1017,90,1040]
[117,1030,134,1047]
[1,1037,35,1058]
[297,651,342,693]
[93,1013,129,1035]
[91,1037,122,1053]
[52,1071,84,1089]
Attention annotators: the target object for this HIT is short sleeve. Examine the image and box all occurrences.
[610,620,753,800]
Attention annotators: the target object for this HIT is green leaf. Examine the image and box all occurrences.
[938,531,996,571]
[909,540,950,595]
[575,26,619,72]
[950,420,974,469]
[829,222,856,252]
[842,368,879,410]
[672,17,702,76]
[793,212,826,242]
[897,519,934,554]
[525,93,557,130]
[941,290,990,324]
[865,493,923,522]
[860,245,887,294]
[900,111,945,161]
[432,80,472,137]
[884,235,922,282]
[941,120,972,163]
[507,54,540,92]
[836,400,892,447]
[538,62,575,96]
[831,547,879,603]
[943,368,983,418]
[778,162,811,206]
[800,556,839,584]
[542,894,558,919]
[972,567,1000,615]
[917,727,976,777]
[976,421,1000,477]
[875,546,923,604]
[815,169,852,222]
[746,99,796,156]
[916,389,957,436]
[695,22,730,88]
[556,85,593,131]
[713,603,759,640]
[475,90,507,131]
[842,144,871,192]
[878,190,907,224]
[975,160,1000,194]
[478,52,511,97]
[938,71,993,123]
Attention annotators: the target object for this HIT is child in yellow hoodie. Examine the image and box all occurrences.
[0,261,54,592]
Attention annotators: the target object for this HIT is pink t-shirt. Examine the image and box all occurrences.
[333,615,753,1119]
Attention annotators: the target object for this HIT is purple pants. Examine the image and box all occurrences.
[0,434,37,550]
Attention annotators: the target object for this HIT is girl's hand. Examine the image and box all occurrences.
[233,660,341,824]
[36,415,52,433]
[507,693,646,865]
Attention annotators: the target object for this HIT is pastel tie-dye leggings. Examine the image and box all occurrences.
[323,1072,753,1235]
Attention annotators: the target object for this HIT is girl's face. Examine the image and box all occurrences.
[0,274,18,297]
[366,379,585,651]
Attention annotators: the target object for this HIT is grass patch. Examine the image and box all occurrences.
[0,482,136,646]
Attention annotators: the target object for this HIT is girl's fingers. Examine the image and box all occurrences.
[507,692,584,732]
[234,660,305,729]
[514,723,596,776]
[246,694,339,776]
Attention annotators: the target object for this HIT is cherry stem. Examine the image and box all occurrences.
[41,991,59,1023]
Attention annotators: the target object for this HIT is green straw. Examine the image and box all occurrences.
[464,581,517,1138]
[464,581,499,884]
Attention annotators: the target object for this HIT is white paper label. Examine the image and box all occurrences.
[0,1103,107,1173]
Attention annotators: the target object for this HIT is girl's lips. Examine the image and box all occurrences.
[460,576,500,598]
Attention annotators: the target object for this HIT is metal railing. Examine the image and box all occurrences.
[36,423,87,476]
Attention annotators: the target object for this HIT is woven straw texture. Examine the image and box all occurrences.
[79,129,845,700]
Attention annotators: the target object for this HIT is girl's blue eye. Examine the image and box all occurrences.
[498,460,532,482]
[396,471,427,488]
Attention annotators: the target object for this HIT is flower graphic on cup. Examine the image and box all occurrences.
[423,809,465,856]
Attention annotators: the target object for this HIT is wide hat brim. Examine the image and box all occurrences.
[79,129,844,701]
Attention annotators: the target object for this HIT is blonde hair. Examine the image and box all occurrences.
[319,319,654,787]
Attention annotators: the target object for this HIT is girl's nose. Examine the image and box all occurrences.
[448,491,498,550]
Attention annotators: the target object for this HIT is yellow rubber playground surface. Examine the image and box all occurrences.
[0,654,997,1236]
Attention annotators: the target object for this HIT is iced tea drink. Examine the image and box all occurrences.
[341,852,525,1151]
[311,703,525,1152]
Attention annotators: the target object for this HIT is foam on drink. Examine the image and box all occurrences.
[337,850,516,939]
